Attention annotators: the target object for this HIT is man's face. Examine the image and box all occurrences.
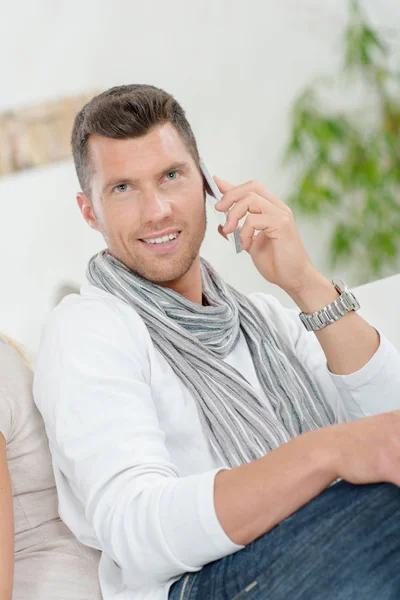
[78,123,207,284]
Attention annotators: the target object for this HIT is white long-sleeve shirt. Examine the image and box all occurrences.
[33,283,400,600]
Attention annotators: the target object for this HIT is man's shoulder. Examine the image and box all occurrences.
[40,283,149,352]
[55,283,143,324]
[34,284,153,411]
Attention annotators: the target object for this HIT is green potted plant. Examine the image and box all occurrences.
[284,0,400,284]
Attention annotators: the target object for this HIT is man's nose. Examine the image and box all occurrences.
[141,189,173,222]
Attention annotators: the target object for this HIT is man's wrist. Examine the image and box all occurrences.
[307,426,343,482]
[286,271,340,315]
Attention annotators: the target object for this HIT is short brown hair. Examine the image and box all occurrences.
[71,84,200,196]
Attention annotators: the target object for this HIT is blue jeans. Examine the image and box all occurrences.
[168,480,400,600]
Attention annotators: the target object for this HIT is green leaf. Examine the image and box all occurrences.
[283,0,400,281]
[329,223,355,265]
[363,25,387,56]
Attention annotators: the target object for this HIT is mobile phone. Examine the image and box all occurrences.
[200,160,242,254]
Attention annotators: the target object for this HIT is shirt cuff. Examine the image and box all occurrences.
[159,467,244,571]
[327,330,391,391]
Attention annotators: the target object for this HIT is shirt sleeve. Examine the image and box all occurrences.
[327,333,400,419]
[249,292,400,421]
[33,295,243,590]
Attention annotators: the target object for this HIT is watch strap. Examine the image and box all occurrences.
[299,280,360,332]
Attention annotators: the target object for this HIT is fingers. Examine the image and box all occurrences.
[212,177,294,253]
[239,214,268,251]
[213,176,235,194]
[344,411,400,487]
[215,178,288,211]
[223,193,280,235]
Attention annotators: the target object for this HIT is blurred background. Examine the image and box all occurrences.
[0,0,399,352]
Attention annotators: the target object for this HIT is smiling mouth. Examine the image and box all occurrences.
[140,231,181,245]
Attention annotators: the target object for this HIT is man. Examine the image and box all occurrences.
[34,84,400,600]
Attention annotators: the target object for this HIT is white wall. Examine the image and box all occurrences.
[1,0,399,352]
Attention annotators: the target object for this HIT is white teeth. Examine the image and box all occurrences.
[142,232,179,244]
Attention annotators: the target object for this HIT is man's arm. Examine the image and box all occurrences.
[34,295,400,587]
[215,410,400,546]
[215,178,381,377]
[287,268,380,376]
[33,298,243,588]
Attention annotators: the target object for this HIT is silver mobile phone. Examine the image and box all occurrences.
[200,160,242,254]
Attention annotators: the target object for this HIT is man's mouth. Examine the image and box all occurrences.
[141,231,180,245]
[138,230,182,253]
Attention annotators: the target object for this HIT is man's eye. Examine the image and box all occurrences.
[114,184,131,193]
[165,171,178,181]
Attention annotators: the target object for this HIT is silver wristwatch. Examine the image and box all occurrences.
[299,279,361,332]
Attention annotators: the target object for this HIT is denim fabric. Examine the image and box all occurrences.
[168,480,400,600]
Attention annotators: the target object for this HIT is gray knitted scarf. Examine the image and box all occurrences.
[87,250,335,468]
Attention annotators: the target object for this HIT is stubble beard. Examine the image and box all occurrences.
[118,212,207,285]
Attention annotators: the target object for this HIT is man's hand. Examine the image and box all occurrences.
[214,176,318,294]
[213,176,384,373]
[331,410,400,487]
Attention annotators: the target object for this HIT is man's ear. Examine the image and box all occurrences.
[76,192,101,232]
